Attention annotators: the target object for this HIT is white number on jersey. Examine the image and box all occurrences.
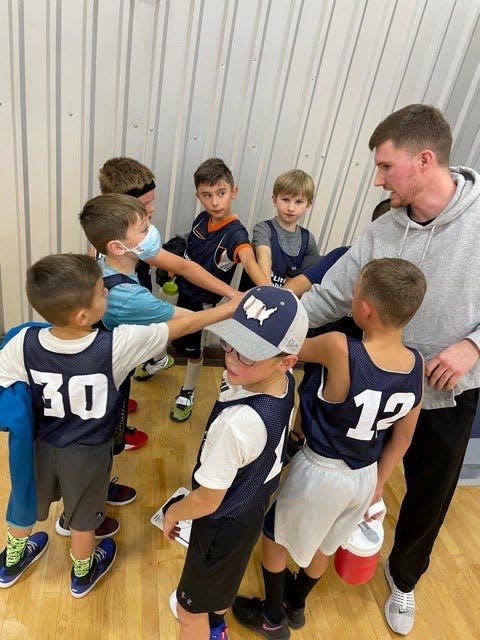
[30,370,109,419]
[346,390,415,441]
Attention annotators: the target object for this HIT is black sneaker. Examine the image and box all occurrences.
[0,532,49,588]
[106,477,137,506]
[232,596,290,639]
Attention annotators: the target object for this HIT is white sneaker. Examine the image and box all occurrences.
[169,590,179,620]
[384,560,415,635]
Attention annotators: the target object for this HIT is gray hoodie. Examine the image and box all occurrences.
[302,167,480,410]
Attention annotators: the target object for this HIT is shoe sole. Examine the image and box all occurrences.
[106,494,137,506]
[70,548,117,598]
[170,407,194,422]
[55,519,120,540]
[232,618,290,640]
[0,538,49,588]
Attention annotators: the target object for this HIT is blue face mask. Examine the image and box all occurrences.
[118,224,162,260]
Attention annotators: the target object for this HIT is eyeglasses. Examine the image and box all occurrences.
[220,339,256,367]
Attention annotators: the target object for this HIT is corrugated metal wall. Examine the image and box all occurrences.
[2,0,480,330]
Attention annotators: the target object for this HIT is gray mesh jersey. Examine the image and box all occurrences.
[301,336,423,469]
[192,371,295,519]
[23,326,122,446]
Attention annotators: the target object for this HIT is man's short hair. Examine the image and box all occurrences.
[273,169,315,202]
[26,254,102,326]
[359,257,426,328]
[98,157,155,194]
[79,194,147,255]
[368,104,452,167]
[194,158,234,189]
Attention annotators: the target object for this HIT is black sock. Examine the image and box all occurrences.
[208,612,224,628]
[285,568,320,609]
[262,564,286,623]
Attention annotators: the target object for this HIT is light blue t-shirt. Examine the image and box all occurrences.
[100,257,175,329]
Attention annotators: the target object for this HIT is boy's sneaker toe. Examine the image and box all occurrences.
[124,426,148,450]
[70,538,116,598]
[170,388,195,422]
[106,477,137,506]
[0,532,49,588]
[127,398,138,413]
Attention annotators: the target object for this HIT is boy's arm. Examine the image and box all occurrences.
[237,246,271,286]
[369,402,422,513]
[284,273,313,297]
[145,249,238,299]
[162,486,227,540]
[255,245,273,282]
[166,296,239,342]
[297,331,346,366]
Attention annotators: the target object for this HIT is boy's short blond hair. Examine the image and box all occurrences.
[273,169,315,202]
[79,194,147,255]
[98,157,155,194]
[26,254,102,326]
[359,258,426,328]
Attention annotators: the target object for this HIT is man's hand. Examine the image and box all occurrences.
[425,339,480,390]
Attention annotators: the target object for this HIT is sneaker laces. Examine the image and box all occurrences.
[176,389,194,407]
[391,585,415,615]
[94,545,109,563]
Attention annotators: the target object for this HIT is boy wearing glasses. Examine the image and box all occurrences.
[162,286,308,640]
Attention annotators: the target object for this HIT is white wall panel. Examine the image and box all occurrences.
[2,0,480,329]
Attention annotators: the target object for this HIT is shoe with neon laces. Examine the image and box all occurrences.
[232,596,290,639]
[55,513,120,539]
[70,538,116,598]
[124,426,148,450]
[0,532,49,588]
[134,354,175,381]
[384,560,415,635]
[106,477,137,506]
[170,388,195,422]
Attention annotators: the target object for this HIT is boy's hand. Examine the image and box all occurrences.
[163,512,180,541]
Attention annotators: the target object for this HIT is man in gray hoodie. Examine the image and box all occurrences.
[301,104,480,636]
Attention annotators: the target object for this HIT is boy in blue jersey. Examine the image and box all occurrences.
[163,286,308,640]
[244,169,319,290]
[0,254,238,597]
[170,157,270,422]
[233,258,426,639]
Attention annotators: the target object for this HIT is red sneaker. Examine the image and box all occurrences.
[128,398,138,413]
[124,426,148,450]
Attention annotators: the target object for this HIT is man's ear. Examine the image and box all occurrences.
[418,149,434,170]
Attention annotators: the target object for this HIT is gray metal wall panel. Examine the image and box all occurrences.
[1,0,480,328]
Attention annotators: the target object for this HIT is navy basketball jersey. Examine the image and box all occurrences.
[23,326,122,447]
[301,336,423,469]
[192,371,295,518]
[266,219,309,287]
[178,211,250,305]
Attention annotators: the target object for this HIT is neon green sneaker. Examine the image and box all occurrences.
[134,354,175,381]
[170,388,195,422]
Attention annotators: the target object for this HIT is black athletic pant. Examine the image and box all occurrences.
[389,389,478,592]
